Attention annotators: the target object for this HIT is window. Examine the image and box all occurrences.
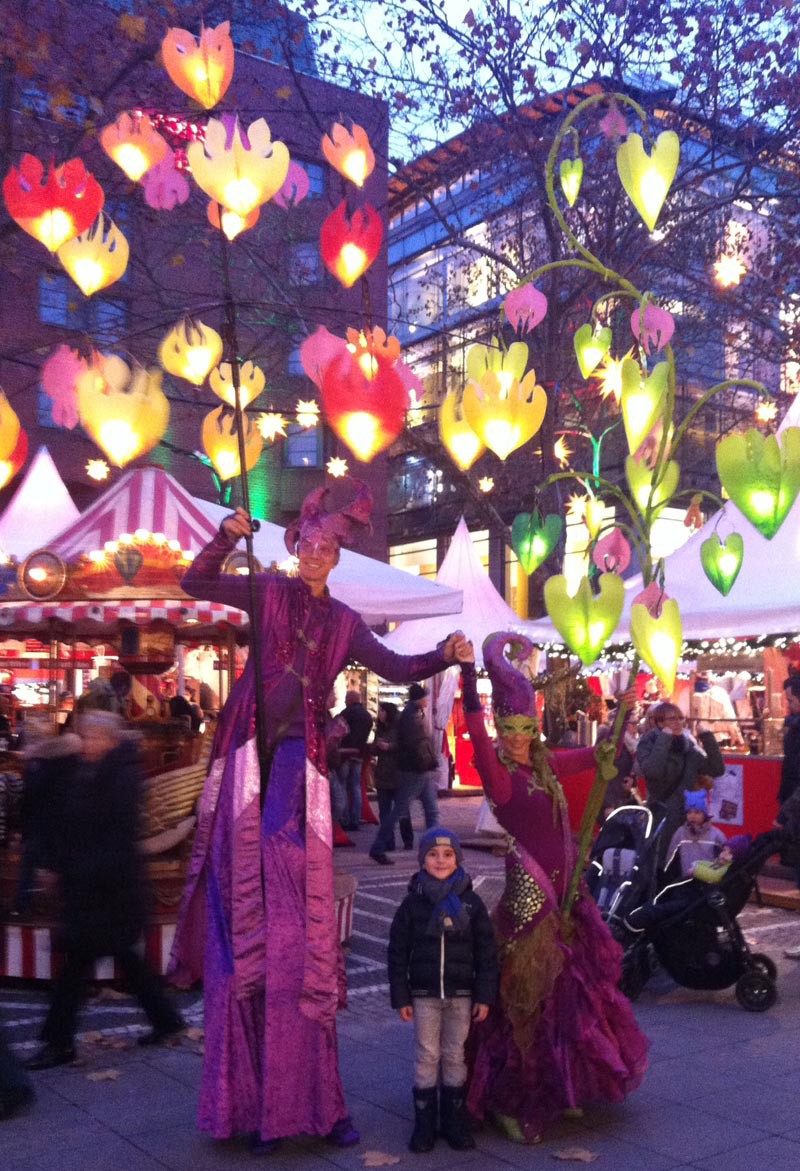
[306,162,325,198]
[94,298,127,343]
[38,274,127,340]
[287,347,305,376]
[389,538,438,579]
[283,422,321,468]
[39,274,71,326]
[289,242,322,284]
[36,388,57,428]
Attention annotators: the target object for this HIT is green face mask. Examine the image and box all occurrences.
[496,715,539,739]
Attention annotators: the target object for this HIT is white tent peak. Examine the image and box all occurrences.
[0,446,80,558]
[382,516,527,666]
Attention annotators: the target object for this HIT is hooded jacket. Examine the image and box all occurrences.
[388,874,497,1008]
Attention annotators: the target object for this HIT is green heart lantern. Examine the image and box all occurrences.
[544,572,624,666]
[630,597,683,694]
[626,455,680,516]
[616,130,680,232]
[511,510,563,575]
[559,157,584,207]
[620,357,668,454]
[716,427,800,540]
[700,532,744,596]
[574,323,612,379]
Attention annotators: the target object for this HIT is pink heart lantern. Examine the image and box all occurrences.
[633,580,669,618]
[273,161,310,209]
[300,326,348,388]
[41,344,86,429]
[630,303,675,355]
[592,528,631,574]
[143,151,190,211]
[504,285,548,333]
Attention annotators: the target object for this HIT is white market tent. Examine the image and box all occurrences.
[0,467,463,630]
[381,516,533,665]
[525,393,800,646]
[0,446,80,558]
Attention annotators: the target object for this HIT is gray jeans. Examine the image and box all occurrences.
[412,996,472,1089]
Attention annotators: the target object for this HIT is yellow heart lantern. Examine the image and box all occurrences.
[544,572,625,666]
[559,157,584,206]
[158,319,223,386]
[616,131,680,232]
[462,340,546,460]
[57,215,129,297]
[439,389,484,471]
[202,406,263,480]
[77,355,169,467]
[210,361,266,409]
[99,112,168,182]
[630,597,683,693]
[620,358,668,455]
[161,22,234,110]
[187,117,290,217]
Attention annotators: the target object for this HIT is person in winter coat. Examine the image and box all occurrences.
[336,690,373,830]
[388,827,497,1154]
[370,702,413,863]
[635,703,724,864]
[664,790,728,877]
[26,714,183,1070]
[371,685,439,865]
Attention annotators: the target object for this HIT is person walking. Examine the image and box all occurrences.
[26,714,183,1070]
[168,484,466,1151]
[370,702,413,865]
[336,690,373,830]
[370,684,439,864]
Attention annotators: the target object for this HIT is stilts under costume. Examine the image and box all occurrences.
[462,634,648,1141]
[169,484,452,1143]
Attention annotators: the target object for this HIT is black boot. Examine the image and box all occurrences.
[439,1084,475,1150]
[409,1085,438,1152]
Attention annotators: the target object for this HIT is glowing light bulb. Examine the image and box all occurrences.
[35,208,74,252]
[222,177,260,216]
[340,242,367,283]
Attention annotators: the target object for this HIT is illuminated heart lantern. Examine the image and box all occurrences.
[626,455,680,516]
[583,496,607,540]
[700,532,744,597]
[716,427,800,540]
[544,572,625,666]
[574,323,612,379]
[616,131,680,232]
[559,157,583,207]
[620,357,668,454]
[630,597,683,693]
[511,510,563,575]
[592,528,631,574]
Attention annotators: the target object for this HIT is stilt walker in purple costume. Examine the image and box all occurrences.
[169,482,466,1149]
[457,634,648,1144]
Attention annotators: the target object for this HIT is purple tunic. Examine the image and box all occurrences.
[169,530,448,1141]
[461,666,648,1140]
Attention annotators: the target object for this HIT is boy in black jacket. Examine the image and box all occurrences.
[388,827,497,1154]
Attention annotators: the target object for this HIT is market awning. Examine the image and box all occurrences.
[0,597,246,638]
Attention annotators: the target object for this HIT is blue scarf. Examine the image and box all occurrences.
[414,867,471,936]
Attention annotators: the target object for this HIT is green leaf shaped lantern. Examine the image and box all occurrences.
[574,323,612,379]
[559,157,584,207]
[716,427,800,540]
[511,510,563,575]
[620,358,668,455]
[625,455,680,516]
[616,131,680,232]
[700,532,744,597]
[544,572,624,666]
[630,593,683,694]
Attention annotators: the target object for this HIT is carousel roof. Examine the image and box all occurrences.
[0,446,80,558]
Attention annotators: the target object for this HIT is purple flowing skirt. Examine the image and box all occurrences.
[199,738,348,1141]
[467,894,648,1140]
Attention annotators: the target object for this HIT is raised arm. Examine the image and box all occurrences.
[348,621,456,684]
[181,508,259,612]
[460,658,513,806]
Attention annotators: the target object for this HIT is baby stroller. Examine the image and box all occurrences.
[585,804,666,941]
[617,830,785,1011]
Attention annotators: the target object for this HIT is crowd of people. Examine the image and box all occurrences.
[3,481,800,1154]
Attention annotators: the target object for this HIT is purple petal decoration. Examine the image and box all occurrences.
[631,302,675,355]
[599,102,628,141]
[633,581,669,618]
[395,358,424,403]
[143,150,190,210]
[592,528,631,574]
[504,285,548,333]
[273,161,310,209]
[41,344,85,430]
[300,326,348,388]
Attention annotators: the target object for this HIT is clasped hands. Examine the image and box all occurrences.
[443,631,475,665]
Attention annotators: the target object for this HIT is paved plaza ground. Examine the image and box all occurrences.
[3,797,800,1171]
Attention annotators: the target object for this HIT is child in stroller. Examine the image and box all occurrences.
[618,830,785,1011]
[585,803,666,941]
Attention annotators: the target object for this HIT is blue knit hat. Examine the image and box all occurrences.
[684,790,709,814]
[418,827,463,868]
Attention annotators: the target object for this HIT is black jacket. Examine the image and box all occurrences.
[396,702,438,773]
[340,702,373,754]
[388,876,498,1008]
[779,713,800,804]
[48,737,148,953]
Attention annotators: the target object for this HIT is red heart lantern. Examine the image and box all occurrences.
[321,349,408,462]
[320,201,383,288]
[3,154,104,252]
